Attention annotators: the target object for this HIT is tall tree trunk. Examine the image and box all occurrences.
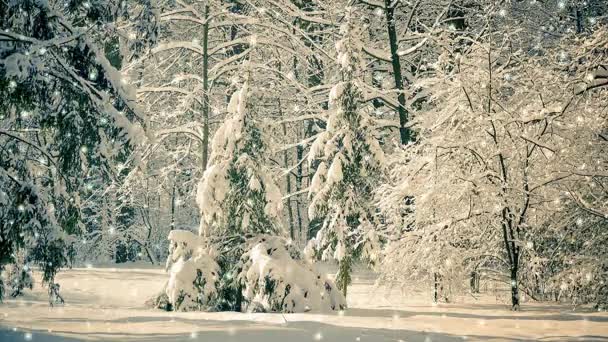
[295,143,304,241]
[304,121,316,239]
[228,1,245,56]
[384,0,410,144]
[501,208,521,310]
[201,4,210,170]
[510,265,520,310]
[280,105,295,240]
[470,271,480,293]
[284,147,294,240]
[170,181,176,230]
[433,272,439,303]
[575,7,583,33]
[141,177,157,265]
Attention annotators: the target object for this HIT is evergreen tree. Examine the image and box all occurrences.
[157,68,346,313]
[0,0,150,301]
[306,11,384,298]
[195,71,284,310]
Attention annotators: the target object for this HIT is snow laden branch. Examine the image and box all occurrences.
[306,12,385,298]
[154,74,345,312]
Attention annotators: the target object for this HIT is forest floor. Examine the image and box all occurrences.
[1,263,607,341]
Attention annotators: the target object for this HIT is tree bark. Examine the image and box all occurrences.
[284,149,294,240]
[433,272,439,303]
[170,181,176,230]
[510,266,520,310]
[384,0,411,144]
[470,271,480,293]
[201,4,210,170]
[295,143,304,241]
[280,108,295,240]
[575,7,583,33]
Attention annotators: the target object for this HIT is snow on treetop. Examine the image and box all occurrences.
[196,78,284,237]
[168,229,199,244]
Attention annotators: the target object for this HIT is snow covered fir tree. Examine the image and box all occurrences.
[155,74,345,312]
[306,12,384,298]
[1,0,608,340]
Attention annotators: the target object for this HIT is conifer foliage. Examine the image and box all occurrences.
[0,0,147,301]
[195,74,284,310]
[159,72,345,312]
[306,11,384,298]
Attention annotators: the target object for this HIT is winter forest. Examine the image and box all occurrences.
[1,0,608,341]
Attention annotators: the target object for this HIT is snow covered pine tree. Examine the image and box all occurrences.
[0,0,148,302]
[306,11,384,298]
[158,70,345,312]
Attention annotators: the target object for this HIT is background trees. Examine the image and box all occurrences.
[1,0,606,310]
[377,1,608,310]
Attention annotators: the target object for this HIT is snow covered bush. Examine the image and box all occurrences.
[163,230,219,311]
[158,230,347,313]
[306,12,384,297]
[239,235,345,313]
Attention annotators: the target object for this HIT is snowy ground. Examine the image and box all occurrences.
[1,264,607,341]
